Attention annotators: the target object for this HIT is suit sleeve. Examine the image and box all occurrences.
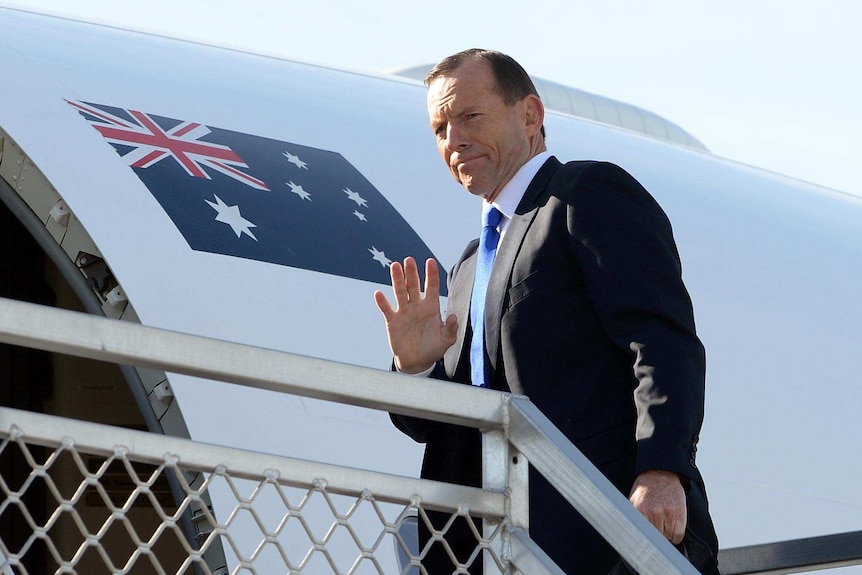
[389,242,477,443]
[567,162,705,480]
[389,362,447,443]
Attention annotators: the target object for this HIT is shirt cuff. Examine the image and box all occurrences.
[396,364,435,377]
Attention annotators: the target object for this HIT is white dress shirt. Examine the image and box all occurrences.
[486,151,551,241]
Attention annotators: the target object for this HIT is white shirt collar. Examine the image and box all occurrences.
[487,151,552,220]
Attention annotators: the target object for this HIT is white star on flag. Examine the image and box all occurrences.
[368,246,391,267]
[287,181,311,200]
[353,210,367,222]
[283,151,308,169]
[206,194,258,240]
[344,187,368,207]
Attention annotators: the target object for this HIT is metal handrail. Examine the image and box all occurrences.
[0,296,697,574]
[0,406,505,518]
[0,297,504,430]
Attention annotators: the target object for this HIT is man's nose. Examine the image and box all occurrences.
[445,124,468,152]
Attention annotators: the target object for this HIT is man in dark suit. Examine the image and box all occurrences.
[374,49,719,574]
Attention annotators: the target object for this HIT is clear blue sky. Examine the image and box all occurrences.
[6,0,861,197]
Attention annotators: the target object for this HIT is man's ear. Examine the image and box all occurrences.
[523,94,545,136]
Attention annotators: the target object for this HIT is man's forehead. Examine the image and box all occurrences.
[426,76,459,110]
[426,63,498,110]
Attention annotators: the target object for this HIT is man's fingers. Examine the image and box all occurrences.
[639,506,685,544]
[373,290,395,320]
[404,257,422,302]
[424,258,440,299]
[393,257,441,310]
[390,260,409,308]
[669,516,685,545]
[442,312,458,344]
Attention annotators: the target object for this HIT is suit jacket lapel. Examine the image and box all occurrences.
[444,248,477,378]
[484,157,562,388]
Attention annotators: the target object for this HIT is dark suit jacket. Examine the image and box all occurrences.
[393,158,719,574]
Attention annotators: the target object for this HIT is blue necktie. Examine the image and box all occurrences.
[470,204,503,387]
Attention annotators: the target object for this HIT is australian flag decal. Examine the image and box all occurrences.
[68,100,445,292]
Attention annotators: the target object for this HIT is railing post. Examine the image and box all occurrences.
[482,398,529,574]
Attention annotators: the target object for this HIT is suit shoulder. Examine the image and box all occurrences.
[556,160,641,189]
[556,160,664,214]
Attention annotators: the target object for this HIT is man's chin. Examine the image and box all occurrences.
[455,171,481,195]
[460,180,488,198]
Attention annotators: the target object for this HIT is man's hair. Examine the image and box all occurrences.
[425,49,545,138]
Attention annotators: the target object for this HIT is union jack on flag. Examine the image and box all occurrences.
[67,100,268,191]
[68,100,444,291]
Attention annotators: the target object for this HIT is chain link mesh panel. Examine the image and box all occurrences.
[0,418,511,575]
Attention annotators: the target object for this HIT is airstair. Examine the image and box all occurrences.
[0,297,859,574]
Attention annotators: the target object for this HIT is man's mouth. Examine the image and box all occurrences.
[455,156,481,173]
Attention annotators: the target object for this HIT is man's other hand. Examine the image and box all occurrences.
[629,469,686,544]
